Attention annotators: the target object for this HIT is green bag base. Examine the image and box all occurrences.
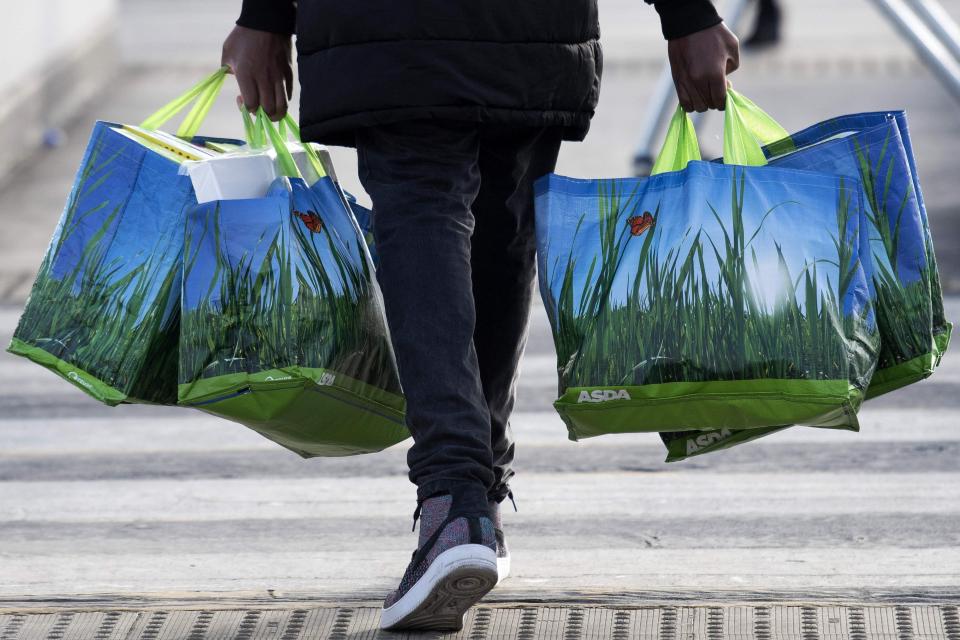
[179,367,409,457]
[659,326,952,463]
[555,378,863,441]
[866,324,952,400]
[662,425,792,462]
[936,324,952,365]
[7,337,129,406]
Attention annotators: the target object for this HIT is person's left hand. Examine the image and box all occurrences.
[667,22,740,112]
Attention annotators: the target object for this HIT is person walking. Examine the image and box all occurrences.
[221,0,739,631]
[744,0,783,48]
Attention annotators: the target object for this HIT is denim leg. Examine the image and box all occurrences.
[356,121,493,511]
[471,126,564,504]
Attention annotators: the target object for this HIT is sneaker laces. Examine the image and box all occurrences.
[411,501,423,532]
[412,489,515,531]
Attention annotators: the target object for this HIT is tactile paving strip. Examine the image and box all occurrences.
[1,605,959,640]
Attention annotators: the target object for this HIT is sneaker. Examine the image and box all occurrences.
[380,494,498,632]
[489,499,511,582]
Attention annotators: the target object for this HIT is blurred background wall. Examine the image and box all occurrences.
[0,0,118,180]
[0,0,958,284]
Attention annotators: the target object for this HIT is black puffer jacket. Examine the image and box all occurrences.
[238,0,721,147]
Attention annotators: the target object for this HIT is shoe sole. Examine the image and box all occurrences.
[497,554,511,584]
[380,544,498,631]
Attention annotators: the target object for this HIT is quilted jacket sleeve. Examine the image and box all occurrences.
[236,0,296,35]
[644,0,723,40]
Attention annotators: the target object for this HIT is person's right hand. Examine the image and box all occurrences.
[667,22,740,112]
[221,25,294,120]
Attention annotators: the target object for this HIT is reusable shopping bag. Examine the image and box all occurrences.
[178,112,407,457]
[766,110,950,395]
[535,91,879,443]
[661,102,951,461]
[8,68,240,405]
[343,195,377,266]
[274,116,379,266]
[195,113,379,264]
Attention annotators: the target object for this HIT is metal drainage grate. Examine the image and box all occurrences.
[943,606,960,640]
[1,604,960,639]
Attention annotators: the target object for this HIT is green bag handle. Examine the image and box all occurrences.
[255,108,302,178]
[650,89,790,175]
[140,66,229,138]
[238,105,308,178]
[727,90,790,148]
[239,102,266,150]
[238,105,329,180]
[244,109,328,179]
[650,104,702,175]
[178,71,227,139]
[279,114,328,179]
[278,116,291,140]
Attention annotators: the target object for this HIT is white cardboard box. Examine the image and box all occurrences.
[181,153,278,203]
[181,143,337,203]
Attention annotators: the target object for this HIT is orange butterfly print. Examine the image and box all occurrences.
[627,211,655,236]
[294,210,323,233]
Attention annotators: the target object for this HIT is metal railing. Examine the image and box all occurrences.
[631,0,960,175]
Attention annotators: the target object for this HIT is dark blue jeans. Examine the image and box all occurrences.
[357,121,563,512]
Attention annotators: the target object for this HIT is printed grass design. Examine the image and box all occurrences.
[545,170,873,391]
[658,129,946,460]
[12,137,181,403]
[853,135,937,369]
[179,199,401,395]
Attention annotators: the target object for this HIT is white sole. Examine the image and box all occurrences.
[497,554,511,583]
[380,544,498,631]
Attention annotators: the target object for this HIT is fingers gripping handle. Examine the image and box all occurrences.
[650,90,790,175]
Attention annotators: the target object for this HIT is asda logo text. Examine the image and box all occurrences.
[67,371,94,391]
[577,389,632,403]
[686,429,734,455]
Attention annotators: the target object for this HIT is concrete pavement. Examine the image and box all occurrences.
[3,294,960,601]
